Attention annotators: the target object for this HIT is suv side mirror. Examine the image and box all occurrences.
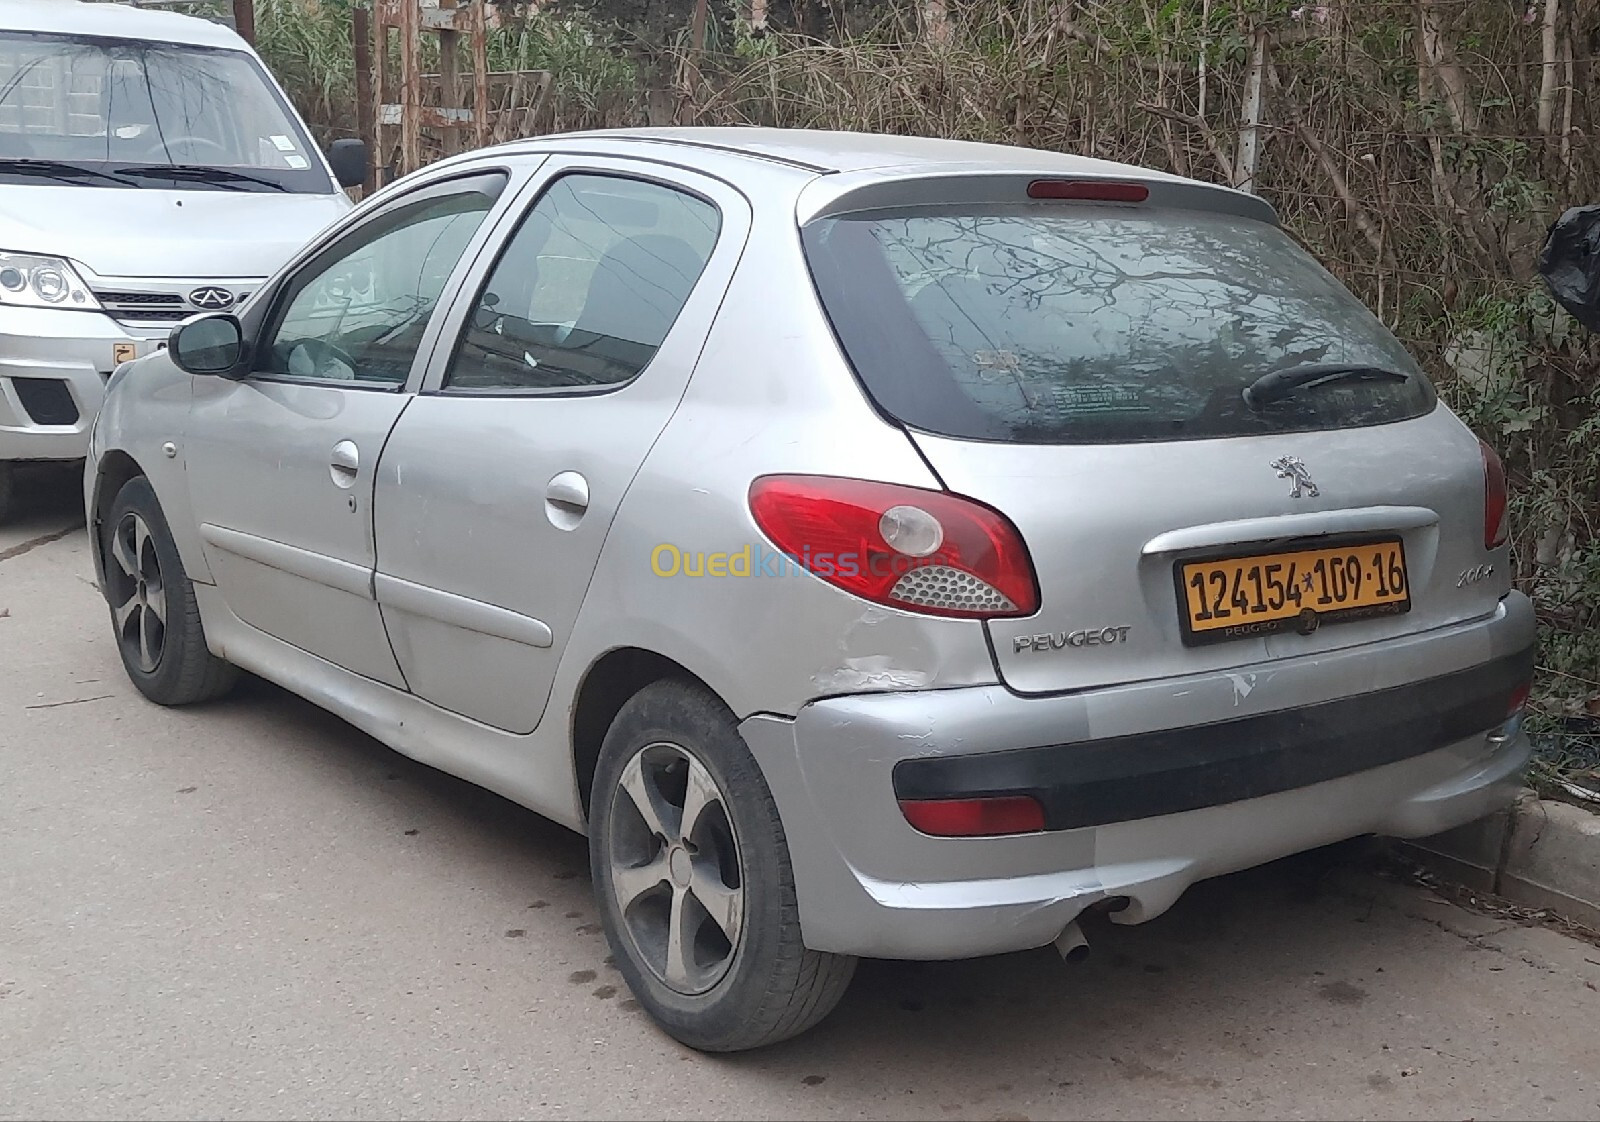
[170,314,245,376]
[1539,204,1600,333]
[328,138,369,190]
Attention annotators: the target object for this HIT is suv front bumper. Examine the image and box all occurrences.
[0,306,166,463]
[741,592,1536,959]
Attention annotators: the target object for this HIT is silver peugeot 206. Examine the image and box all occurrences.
[87,128,1534,1051]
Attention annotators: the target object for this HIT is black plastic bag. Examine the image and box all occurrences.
[1539,204,1600,333]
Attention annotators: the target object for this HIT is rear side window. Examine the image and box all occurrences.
[803,206,1436,443]
[444,174,720,392]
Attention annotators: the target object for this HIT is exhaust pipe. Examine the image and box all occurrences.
[1053,919,1090,964]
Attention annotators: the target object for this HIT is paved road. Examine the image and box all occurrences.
[3,470,1599,1121]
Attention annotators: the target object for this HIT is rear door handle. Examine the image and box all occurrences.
[330,440,359,488]
[545,471,589,529]
[545,472,589,510]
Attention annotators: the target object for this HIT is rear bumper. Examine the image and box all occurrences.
[740,592,1536,959]
[0,306,164,463]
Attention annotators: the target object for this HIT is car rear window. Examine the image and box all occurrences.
[802,205,1436,443]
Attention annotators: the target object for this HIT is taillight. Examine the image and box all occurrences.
[899,796,1046,837]
[747,475,1039,618]
[1505,681,1531,718]
[1489,680,1531,747]
[1480,440,1509,550]
[1027,179,1149,202]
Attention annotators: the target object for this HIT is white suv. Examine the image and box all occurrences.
[0,0,364,520]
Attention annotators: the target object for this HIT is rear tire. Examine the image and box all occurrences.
[102,476,238,705]
[590,679,856,1052]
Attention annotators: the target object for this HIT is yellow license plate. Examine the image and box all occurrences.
[1176,538,1410,645]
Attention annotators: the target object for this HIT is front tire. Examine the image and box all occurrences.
[102,476,238,705]
[590,679,856,1052]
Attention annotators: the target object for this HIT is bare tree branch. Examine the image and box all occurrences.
[1416,0,1479,134]
[1538,0,1561,133]
[1137,102,1236,183]
[1266,58,1394,269]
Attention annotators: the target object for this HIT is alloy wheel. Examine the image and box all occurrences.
[607,741,745,995]
[107,512,167,673]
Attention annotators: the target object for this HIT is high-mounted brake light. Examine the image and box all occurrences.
[747,475,1039,619]
[899,796,1046,837]
[1027,179,1150,203]
[1480,440,1509,550]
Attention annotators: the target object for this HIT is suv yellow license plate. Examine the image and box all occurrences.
[1176,538,1410,646]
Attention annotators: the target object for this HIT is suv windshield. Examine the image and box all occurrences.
[804,204,1436,443]
[0,30,332,193]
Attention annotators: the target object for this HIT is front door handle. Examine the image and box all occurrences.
[330,440,359,488]
[545,471,589,530]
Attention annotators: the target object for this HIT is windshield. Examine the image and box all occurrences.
[804,204,1437,443]
[0,30,333,193]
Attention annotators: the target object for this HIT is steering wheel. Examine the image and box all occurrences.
[144,135,232,163]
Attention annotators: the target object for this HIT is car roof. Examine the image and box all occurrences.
[511,126,1275,225]
[1,0,248,50]
[543,127,1195,182]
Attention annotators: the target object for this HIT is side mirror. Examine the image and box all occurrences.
[170,314,244,376]
[328,138,369,190]
[1539,204,1600,333]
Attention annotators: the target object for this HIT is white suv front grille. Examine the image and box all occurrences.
[91,282,255,332]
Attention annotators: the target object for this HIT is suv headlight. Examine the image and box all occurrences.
[0,251,101,310]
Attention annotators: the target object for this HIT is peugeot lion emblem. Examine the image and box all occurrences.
[188,286,236,310]
[1271,455,1319,498]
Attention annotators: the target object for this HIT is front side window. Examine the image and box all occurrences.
[444,173,721,392]
[0,31,331,193]
[805,206,1437,443]
[257,178,502,386]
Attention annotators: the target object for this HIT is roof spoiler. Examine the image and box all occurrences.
[797,169,1279,226]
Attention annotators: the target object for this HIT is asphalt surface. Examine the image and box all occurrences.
[4,465,1599,1121]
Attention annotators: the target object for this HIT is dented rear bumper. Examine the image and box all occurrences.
[739,591,1536,959]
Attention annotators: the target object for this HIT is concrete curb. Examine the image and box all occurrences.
[1398,787,1600,930]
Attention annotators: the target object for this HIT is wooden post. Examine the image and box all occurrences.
[438,0,461,159]
[1235,29,1268,193]
[439,32,461,157]
[354,5,376,194]
[471,3,490,148]
[679,0,710,125]
[232,0,255,44]
[399,0,421,177]
[690,0,709,54]
[375,2,392,186]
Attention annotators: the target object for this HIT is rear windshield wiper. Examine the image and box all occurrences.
[0,158,130,186]
[1243,363,1410,410]
[116,164,288,192]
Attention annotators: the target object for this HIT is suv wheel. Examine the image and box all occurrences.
[0,463,14,525]
[590,679,856,1051]
[103,476,238,705]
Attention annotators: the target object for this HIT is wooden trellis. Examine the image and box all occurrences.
[371,0,551,187]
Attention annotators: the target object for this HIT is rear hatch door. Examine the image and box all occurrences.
[801,179,1505,693]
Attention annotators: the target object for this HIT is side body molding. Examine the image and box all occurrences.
[200,523,373,599]
[374,572,554,648]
